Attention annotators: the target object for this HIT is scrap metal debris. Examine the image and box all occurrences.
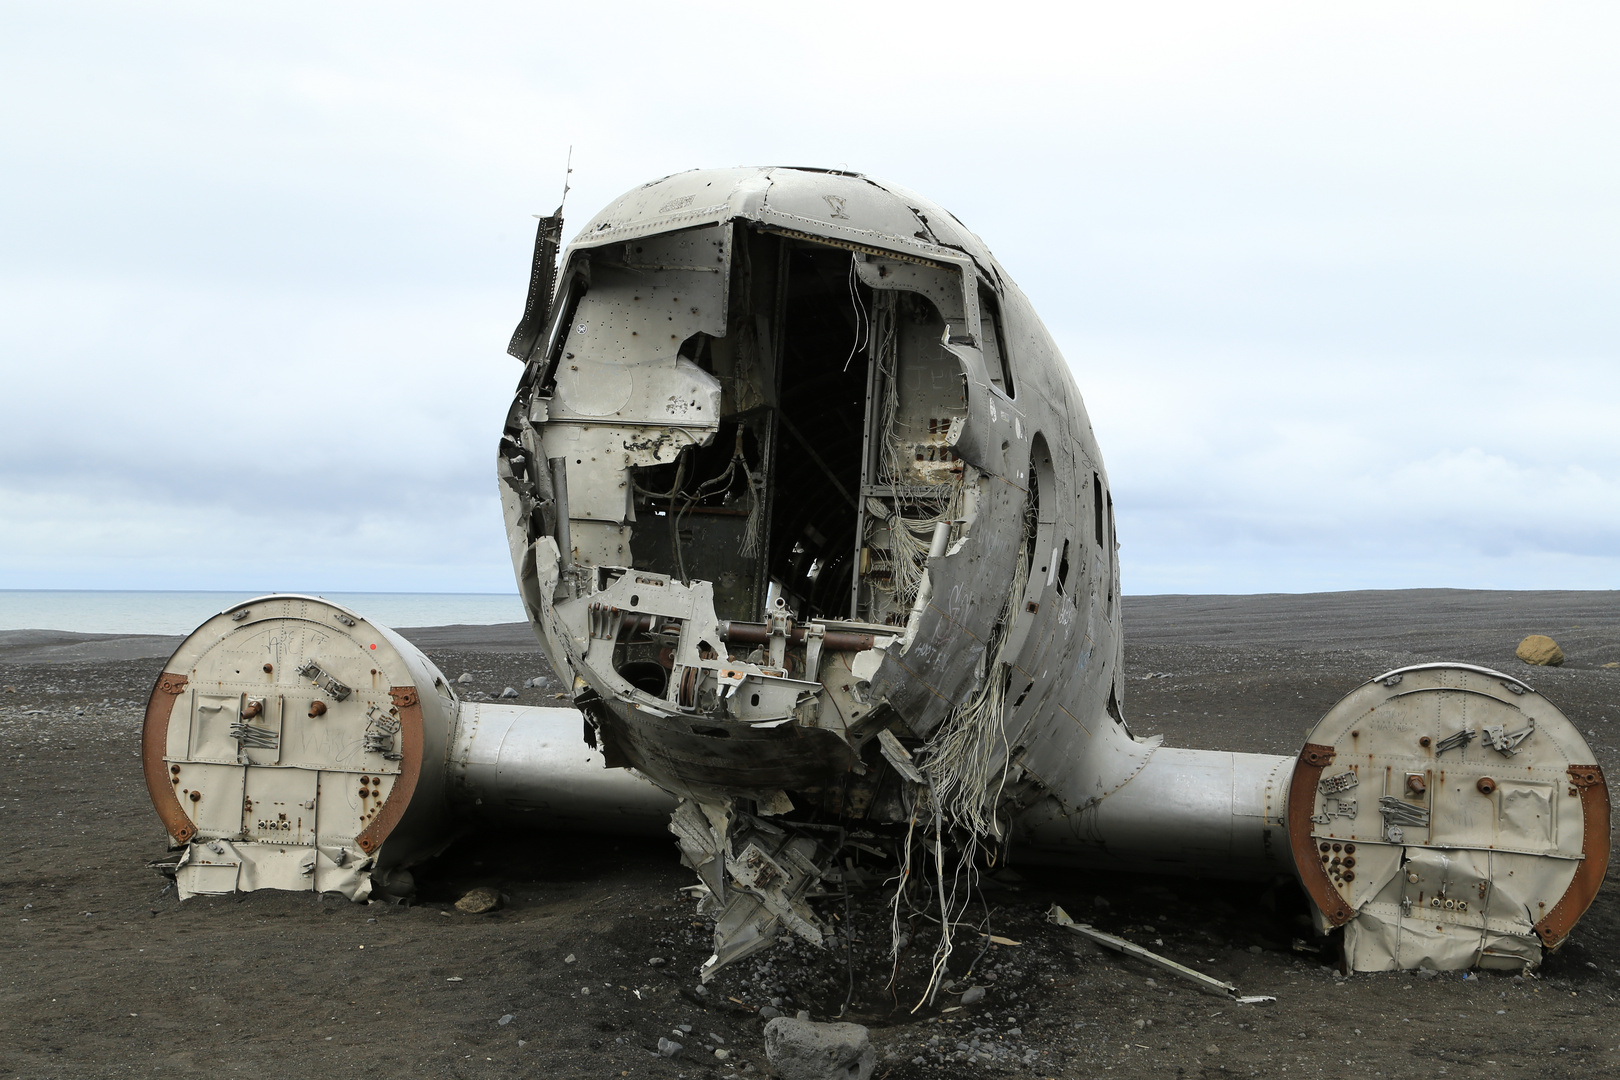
[1048,905,1275,1005]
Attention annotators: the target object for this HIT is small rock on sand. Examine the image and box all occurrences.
[764,1017,875,1080]
[455,887,502,914]
[499,686,519,698]
[1516,635,1564,666]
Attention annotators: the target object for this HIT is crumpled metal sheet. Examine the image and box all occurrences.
[174,840,373,902]
[669,798,831,980]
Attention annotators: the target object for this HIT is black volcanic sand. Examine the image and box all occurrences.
[2,589,1618,1078]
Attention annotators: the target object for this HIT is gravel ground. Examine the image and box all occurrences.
[2,589,1618,1078]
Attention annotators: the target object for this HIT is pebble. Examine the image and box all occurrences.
[457,672,474,684]
[960,986,986,1005]
[758,1006,782,1020]
[499,686,519,698]
[714,1048,730,1060]
[657,1037,683,1058]
[647,956,666,967]
[498,1014,514,1026]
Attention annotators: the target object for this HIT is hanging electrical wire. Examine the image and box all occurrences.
[921,520,1030,838]
[842,255,870,372]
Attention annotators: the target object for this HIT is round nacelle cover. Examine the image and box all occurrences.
[141,595,453,900]
[1287,663,1609,972]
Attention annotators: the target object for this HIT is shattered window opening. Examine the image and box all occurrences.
[978,283,1014,397]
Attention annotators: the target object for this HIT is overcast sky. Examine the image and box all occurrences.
[2,2,1616,596]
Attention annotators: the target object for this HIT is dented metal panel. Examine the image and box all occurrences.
[1289,664,1603,971]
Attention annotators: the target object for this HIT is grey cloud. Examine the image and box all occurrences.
[3,4,1617,593]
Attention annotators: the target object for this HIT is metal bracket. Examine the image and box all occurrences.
[1482,719,1535,756]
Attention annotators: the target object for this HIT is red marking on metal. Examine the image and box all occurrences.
[142,672,195,844]
[1288,742,1354,927]
[355,687,424,855]
[1535,765,1611,948]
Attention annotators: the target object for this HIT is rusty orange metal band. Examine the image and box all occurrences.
[355,686,425,855]
[1287,742,1354,926]
[1534,764,1611,948]
[141,672,195,844]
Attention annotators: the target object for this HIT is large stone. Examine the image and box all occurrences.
[455,887,503,914]
[763,1018,875,1080]
[1516,635,1565,667]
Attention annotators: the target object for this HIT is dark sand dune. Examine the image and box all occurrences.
[2,591,1617,1077]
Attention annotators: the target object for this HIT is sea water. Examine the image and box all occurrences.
[0,590,526,636]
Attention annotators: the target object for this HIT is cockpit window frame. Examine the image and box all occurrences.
[977,282,1015,399]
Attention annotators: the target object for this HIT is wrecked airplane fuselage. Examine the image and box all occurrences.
[491,169,1231,980]
[494,166,1610,979]
[142,166,1610,987]
[497,168,1148,974]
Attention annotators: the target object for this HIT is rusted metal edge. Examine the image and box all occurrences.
[1534,764,1611,948]
[755,225,952,270]
[141,672,195,844]
[1286,742,1354,926]
[355,687,425,855]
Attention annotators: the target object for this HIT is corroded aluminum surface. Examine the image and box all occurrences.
[142,595,459,900]
[1288,663,1608,971]
[142,597,671,902]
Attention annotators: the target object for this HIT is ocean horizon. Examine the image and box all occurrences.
[0,590,527,636]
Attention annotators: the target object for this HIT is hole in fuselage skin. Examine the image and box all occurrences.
[690,725,731,739]
[1013,682,1033,708]
[619,661,668,697]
